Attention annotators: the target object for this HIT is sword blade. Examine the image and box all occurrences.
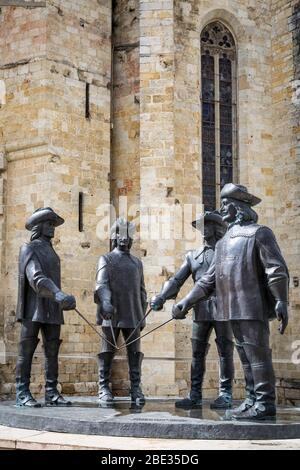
[74,308,117,350]
[119,307,152,348]
[117,317,174,351]
[108,319,118,348]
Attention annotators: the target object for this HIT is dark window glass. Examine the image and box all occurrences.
[201,53,216,211]
[201,22,236,211]
[219,56,233,188]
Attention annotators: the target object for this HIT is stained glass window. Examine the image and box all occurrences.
[201,22,237,211]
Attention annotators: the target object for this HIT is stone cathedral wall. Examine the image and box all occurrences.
[270,0,300,404]
[0,0,299,403]
[0,0,112,398]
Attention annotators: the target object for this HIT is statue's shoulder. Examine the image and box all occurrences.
[97,252,111,270]
[189,248,205,260]
[254,225,276,242]
[18,241,38,271]
[186,250,196,261]
[229,223,262,238]
[130,253,143,268]
[19,241,37,257]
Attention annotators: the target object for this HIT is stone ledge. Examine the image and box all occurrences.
[0,398,300,441]
[0,1,46,8]
[5,140,50,163]
[0,425,300,450]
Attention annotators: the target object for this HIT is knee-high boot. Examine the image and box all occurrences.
[231,346,276,420]
[175,340,210,409]
[44,339,71,406]
[127,351,145,404]
[211,337,234,409]
[16,338,41,407]
[225,343,257,420]
[97,351,115,404]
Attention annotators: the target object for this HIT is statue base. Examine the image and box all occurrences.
[0,397,300,440]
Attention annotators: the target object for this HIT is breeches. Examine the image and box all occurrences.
[101,327,141,354]
[192,320,233,352]
[20,320,61,343]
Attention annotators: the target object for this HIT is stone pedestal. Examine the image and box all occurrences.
[1,397,300,440]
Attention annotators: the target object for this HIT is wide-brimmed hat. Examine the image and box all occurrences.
[192,211,225,231]
[25,207,65,231]
[220,183,261,207]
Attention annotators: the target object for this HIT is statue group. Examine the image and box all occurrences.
[14,184,289,422]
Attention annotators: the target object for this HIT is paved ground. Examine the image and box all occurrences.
[0,425,300,450]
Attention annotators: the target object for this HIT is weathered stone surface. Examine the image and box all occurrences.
[0,398,300,440]
[0,0,299,401]
[0,0,111,397]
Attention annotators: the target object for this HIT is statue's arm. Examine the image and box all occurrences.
[172,256,216,318]
[151,256,192,310]
[163,257,192,299]
[26,256,60,299]
[25,255,76,310]
[140,266,148,314]
[256,227,289,301]
[95,256,113,314]
[256,227,289,334]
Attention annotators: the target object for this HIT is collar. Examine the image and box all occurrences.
[227,220,254,230]
[114,247,131,256]
[37,236,52,246]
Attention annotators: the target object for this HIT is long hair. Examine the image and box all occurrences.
[215,223,227,241]
[205,220,226,245]
[30,223,43,241]
[231,200,258,224]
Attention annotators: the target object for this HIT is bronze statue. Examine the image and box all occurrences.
[151,211,234,409]
[172,184,289,421]
[94,218,147,406]
[15,208,76,407]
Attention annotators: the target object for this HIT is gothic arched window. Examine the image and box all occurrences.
[201,21,237,211]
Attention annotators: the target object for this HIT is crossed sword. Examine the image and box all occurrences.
[74,307,173,351]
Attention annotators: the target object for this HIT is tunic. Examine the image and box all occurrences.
[95,248,147,329]
[16,238,63,325]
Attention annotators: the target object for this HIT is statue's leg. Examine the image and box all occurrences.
[235,341,256,407]
[43,324,71,406]
[224,321,255,419]
[97,327,119,405]
[210,321,234,409]
[16,320,41,407]
[124,328,145,404]
[175,321,212,409]
[228,320,276,421]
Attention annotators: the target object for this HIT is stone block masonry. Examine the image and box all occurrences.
[0,0,299,401]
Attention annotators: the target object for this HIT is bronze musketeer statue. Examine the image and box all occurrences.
[172,184,289,421]
[151,211,234,410]
[15,208,76,407]
[95,218,147,406]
